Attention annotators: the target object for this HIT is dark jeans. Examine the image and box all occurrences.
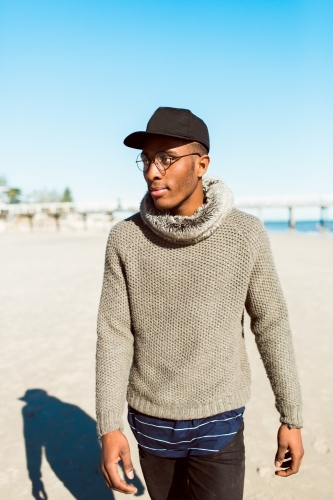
[138,422,245,500]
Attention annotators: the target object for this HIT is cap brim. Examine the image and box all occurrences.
[123,131,153,150]
[123,131,208,150]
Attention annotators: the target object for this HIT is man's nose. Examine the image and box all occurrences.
[144,160,162,180]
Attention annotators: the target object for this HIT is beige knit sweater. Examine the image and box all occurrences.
[96,177,302,437]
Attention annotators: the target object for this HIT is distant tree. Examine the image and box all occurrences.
[61,187,73,203]
[7,188,21,204]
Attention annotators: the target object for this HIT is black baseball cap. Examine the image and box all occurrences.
[123,107,210,152]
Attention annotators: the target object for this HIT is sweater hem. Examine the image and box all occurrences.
[127,389,251,421]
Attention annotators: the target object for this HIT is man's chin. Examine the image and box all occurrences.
[151,196,175,212]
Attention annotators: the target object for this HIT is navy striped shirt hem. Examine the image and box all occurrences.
[128,406,245,458]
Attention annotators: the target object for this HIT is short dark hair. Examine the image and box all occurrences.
[176,139,208,156]
[189,141,208,156]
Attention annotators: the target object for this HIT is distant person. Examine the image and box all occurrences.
[96,107,304,499]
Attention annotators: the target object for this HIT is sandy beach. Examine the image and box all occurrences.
[0,229,332,499]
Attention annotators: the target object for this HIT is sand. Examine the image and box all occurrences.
[0,229,332,499]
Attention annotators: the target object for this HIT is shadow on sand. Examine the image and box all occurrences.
[19,389,145,499]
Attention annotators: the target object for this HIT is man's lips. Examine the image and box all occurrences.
[149,187,169,197]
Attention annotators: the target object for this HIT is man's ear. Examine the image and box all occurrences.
[197,155,210,179]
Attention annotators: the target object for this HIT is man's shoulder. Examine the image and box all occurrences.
[228,208,265,234]
[226,208,266,238]
[111,212,142,232]
[107,212,144,248]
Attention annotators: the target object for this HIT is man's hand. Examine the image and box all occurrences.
[275,424,304,477]
[101,430,138,494]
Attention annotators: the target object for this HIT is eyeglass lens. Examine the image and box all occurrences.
[136,153,171,172]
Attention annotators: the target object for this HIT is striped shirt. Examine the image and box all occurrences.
[128,406,245,458]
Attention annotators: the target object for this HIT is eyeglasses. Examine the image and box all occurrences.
[136,152,201,173]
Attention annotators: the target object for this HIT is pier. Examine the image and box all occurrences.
[1,194,332,232]
[234,194,333,230]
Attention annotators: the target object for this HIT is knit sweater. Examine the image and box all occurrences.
[96,177,302,437]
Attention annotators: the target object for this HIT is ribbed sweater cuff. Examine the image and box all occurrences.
[96,411,124,437]
[278,405,303,429]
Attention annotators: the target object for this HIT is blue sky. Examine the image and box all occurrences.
[1,0,332,213]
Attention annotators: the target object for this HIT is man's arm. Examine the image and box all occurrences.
[96,227,136,493]
[245,224,304,476]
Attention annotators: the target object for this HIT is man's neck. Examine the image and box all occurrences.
[170,184,205,216]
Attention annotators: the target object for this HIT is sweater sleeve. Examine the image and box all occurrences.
[245,225,303,428]
[96,227,134,437]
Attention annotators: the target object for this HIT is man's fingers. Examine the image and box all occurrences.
[101,462,112,489]
[103,460,137,494]
[101,468,110,488]
[275,449,303,477]
[275,444,288,467]
[275,463,299,477]
[120,447,135,480]
[278,450,291,464]
[111,479,138,494]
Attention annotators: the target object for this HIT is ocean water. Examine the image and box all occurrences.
[264,220,333,233]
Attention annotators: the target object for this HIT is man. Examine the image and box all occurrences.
[96,107,304,499]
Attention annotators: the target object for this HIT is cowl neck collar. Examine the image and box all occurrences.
[140,177,234,245]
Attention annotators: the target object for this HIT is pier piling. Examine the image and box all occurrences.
[288,206,296,231]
